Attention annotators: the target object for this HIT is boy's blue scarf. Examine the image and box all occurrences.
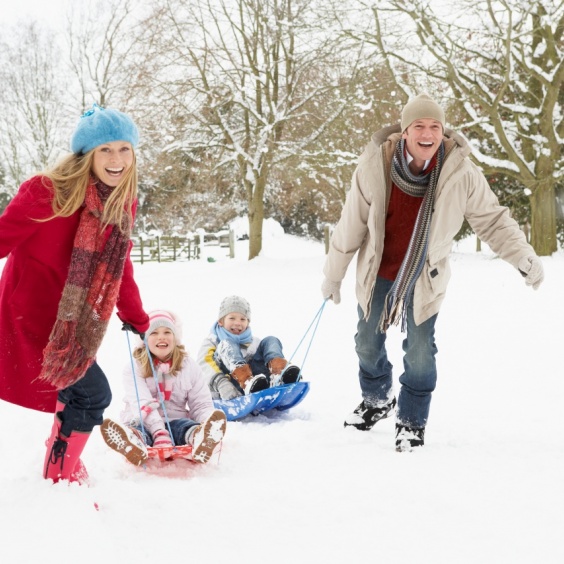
[213,322,253,346]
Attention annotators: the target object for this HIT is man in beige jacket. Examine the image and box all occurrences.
[321,93,543,452]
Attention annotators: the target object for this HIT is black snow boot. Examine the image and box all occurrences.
[344,397,396,431]
[280,364,301,385]
[395,423,425,452]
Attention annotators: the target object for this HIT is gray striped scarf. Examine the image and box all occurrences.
[378,139,445,332]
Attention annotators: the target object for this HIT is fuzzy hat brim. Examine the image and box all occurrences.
[71,104,139,155]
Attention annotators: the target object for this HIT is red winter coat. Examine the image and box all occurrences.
[0,175,149,413]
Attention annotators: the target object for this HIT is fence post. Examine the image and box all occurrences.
[172,236,178,261]
[324,224,332,254]
[139,238,144,265]
[229,228,235,258]
[156,235,161,263]
[196,228,206,260]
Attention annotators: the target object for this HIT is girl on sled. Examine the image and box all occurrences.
[101,310,226,465]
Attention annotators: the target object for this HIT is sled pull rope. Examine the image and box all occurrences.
[278,299,327,384]
[125,331,148,465]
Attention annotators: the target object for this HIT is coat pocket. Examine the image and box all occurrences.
[424,256,451,299]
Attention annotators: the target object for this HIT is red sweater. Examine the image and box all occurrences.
[378,153,439,281]
[378,185,422,280]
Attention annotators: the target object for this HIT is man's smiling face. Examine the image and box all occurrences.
[402,118,443,169]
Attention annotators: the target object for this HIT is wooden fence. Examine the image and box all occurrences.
[131,230,235,264]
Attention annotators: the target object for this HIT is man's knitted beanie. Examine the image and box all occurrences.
[401,93,445,132]
[218,296,251,321]
[70,104,139,155]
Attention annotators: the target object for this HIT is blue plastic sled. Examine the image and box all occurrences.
[213,381,310,421]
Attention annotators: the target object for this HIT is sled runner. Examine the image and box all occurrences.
[214,381,310,421]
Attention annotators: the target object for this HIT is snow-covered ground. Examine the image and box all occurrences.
[1,225,562,564]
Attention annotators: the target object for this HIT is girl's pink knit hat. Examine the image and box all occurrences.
[146,310,183,342]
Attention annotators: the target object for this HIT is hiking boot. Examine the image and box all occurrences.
[100,419,148,466]
[244,374,269,394]
[279,364,302,385]
[268,357,288,375]
[344,397,397,431]
[192,410,227,464]
[231,364,253,388]
[395,424,425,452]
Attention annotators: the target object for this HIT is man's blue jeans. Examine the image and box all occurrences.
[354,277,438,429]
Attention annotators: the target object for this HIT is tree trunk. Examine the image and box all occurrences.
[530,180,557,256]
[247,174,267,260]
[248,205,264,259]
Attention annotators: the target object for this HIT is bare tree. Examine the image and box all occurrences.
[145,0,362,259]
[348,0,564,256]
[0,23,72,193]
[66,0,148,111]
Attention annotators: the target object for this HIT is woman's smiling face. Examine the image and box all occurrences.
[91,141,134,186]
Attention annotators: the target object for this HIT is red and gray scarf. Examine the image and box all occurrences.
[39,180,132,389]
[378,139,445,333]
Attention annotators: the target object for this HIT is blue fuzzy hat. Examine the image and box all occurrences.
[70,104,139,155]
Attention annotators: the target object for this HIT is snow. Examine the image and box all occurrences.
[1,225,563,563]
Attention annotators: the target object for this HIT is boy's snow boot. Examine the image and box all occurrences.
[43,416,91,484]
[245,374,269,394]
[100,419,148,466]
[268,357,288,375]
[268,357,301,385]
[231,364,253,388]
[279,364,301,385]
[395,424,425,452]
[232,364,268,394]
[344,397,397,431]
[191,410,227,464]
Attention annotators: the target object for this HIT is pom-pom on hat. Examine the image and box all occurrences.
[146,310,183,342]
[70,103,139,155]
[401,93,445,132]
[218,295,251,322]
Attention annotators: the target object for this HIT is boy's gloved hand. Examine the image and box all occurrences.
[518,255,544,290]
[152,428,173,448]
[321,278,342,304]
[214,373,241,400]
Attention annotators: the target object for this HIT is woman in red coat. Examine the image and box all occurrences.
[0,104,150,484]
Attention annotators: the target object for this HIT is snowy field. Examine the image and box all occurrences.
[1,224,562,564]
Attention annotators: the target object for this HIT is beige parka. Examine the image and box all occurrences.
[323,124,535,325]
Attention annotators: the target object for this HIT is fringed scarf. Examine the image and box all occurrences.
[39,180,132,389]
[153,359,173,401]
[378,139,445,333]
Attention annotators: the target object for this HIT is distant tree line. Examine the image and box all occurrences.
[0,0,562,257]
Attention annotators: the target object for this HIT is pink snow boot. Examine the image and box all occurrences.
[43,415,90,485]
[49,401,90,484]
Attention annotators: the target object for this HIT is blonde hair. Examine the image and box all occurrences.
[133,344,188,379]
[40,149,138,230]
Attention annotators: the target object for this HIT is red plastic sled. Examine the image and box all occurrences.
[146,444,193,462]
